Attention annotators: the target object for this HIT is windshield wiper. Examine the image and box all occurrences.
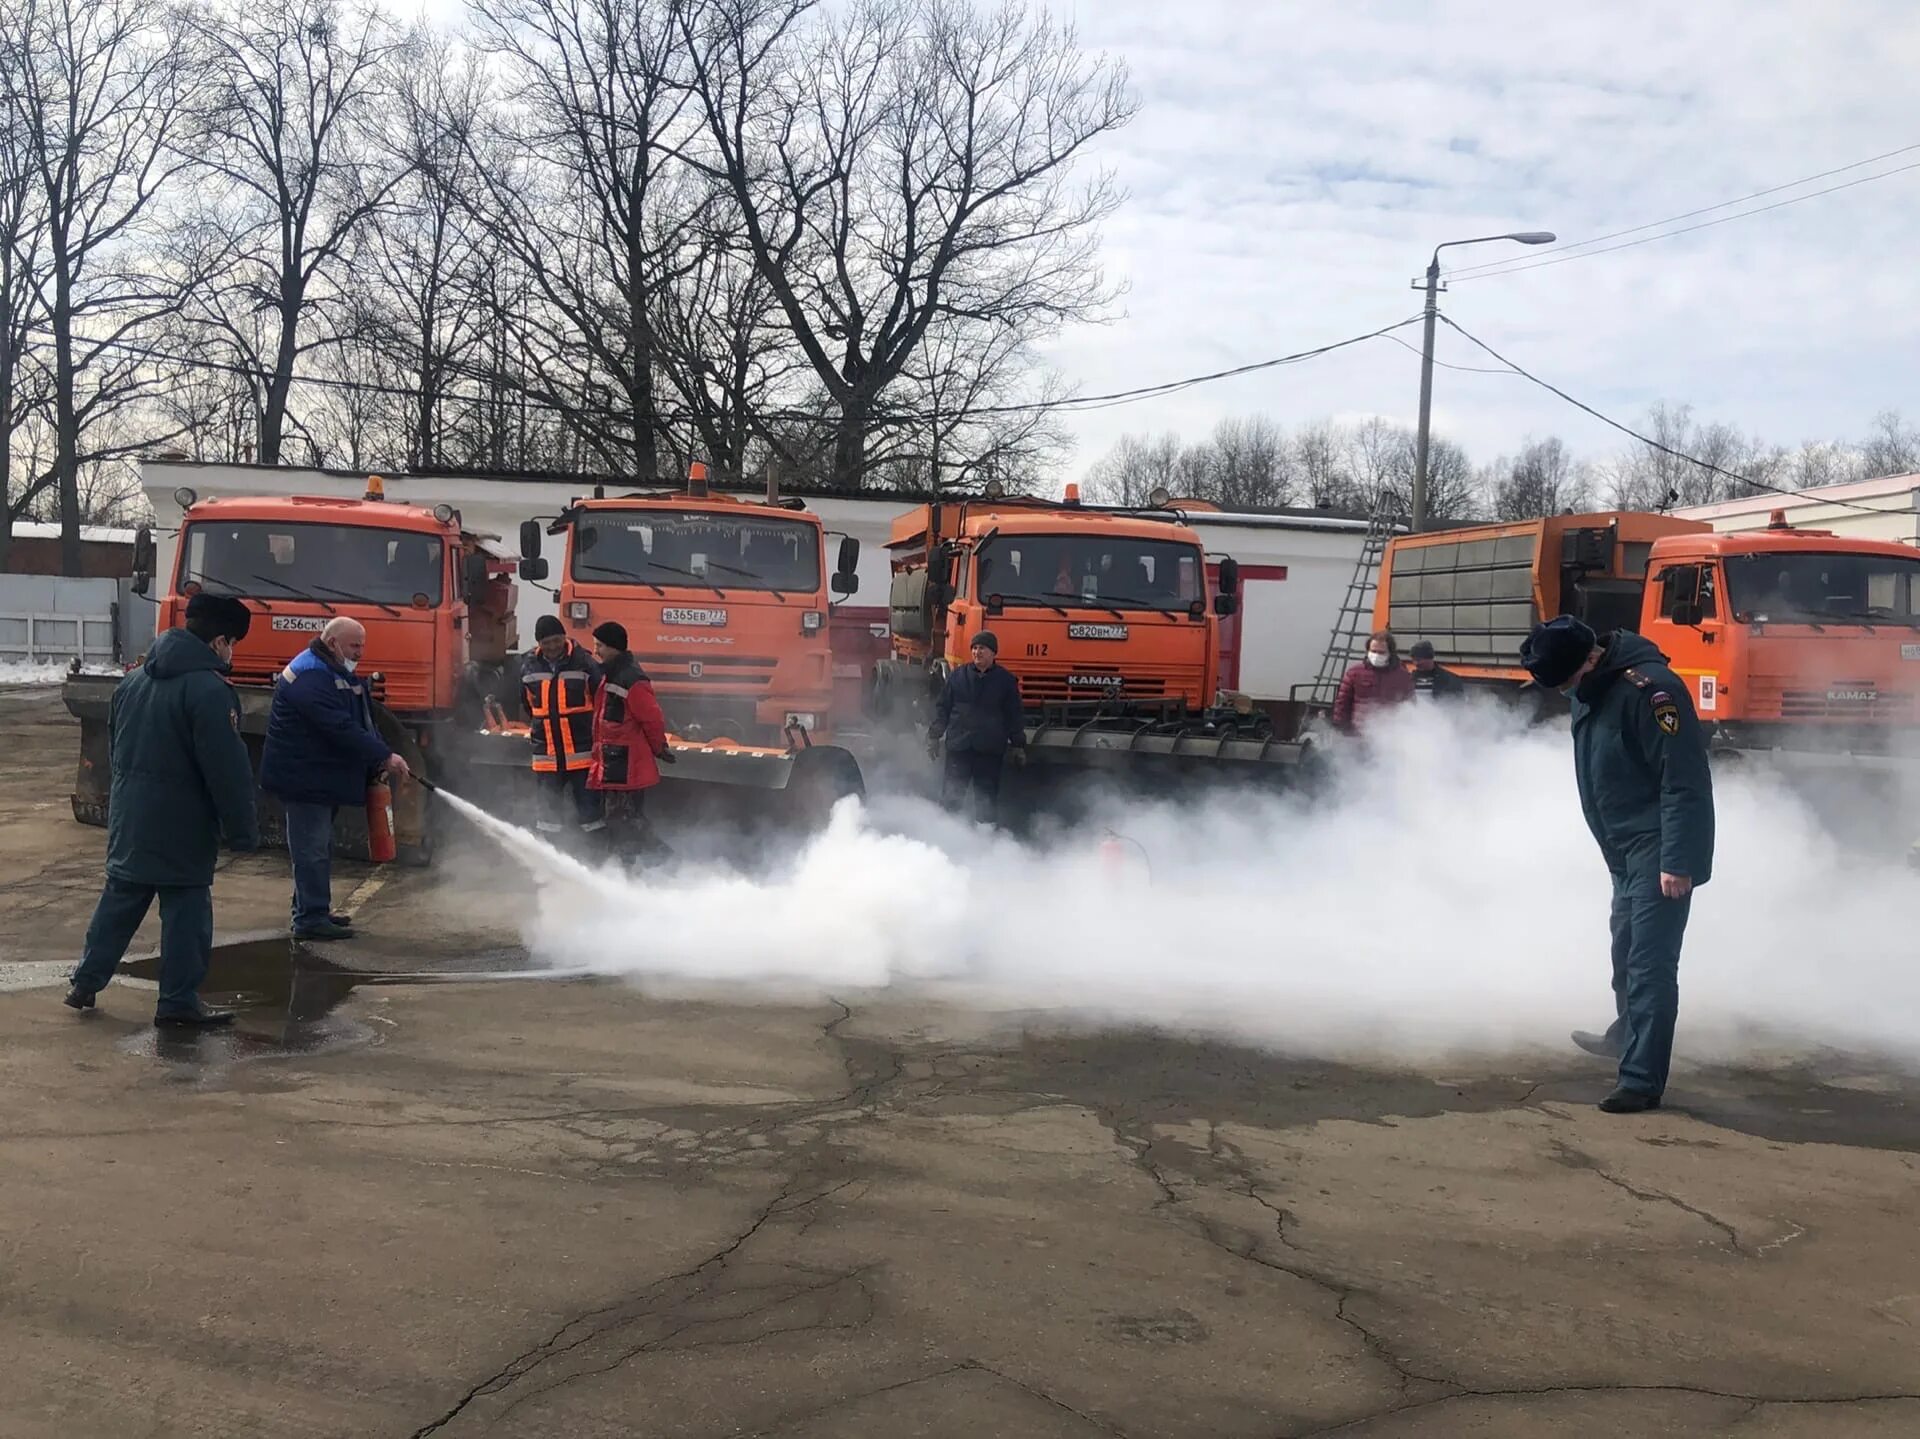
[633,558,727,599]
[994,592,1069,616]
[1046,590,1125,620]
[578,562,665,597]
[1089,593,1176,612]
[304,581,400,618]
[184,572,273,610]
[247,573,340,614]
[702,558,787,601]
[1826,609,1920,630]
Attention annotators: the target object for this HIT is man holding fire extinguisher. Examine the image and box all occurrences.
[261,617,410,941]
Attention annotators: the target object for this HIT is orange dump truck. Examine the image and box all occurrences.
[1378,509,1920,766]
[872,486,1306,782]
[516,464,866,816]
[64,479,526,860]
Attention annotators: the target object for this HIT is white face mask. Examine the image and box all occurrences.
[342,658,358,674]
[1366,651,1389,669]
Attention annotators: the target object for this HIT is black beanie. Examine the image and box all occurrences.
[185,592,251,641]
[534,614,564,641]
[1520,616,1597,688]
[592,620,629,650]
[971,630,999,653]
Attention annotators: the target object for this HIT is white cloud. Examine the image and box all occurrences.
[1041,0,1920,479]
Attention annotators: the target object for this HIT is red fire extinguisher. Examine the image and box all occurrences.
[366,779,397,863]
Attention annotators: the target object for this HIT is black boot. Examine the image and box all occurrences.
[1598,1086,1661,1114]
[154,1003,236,1029]
[63,986,97,1011]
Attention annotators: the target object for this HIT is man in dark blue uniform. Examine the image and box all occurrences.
[65,594,260,1026]
[928,630,1026,822]
[1521,616,1715,1113]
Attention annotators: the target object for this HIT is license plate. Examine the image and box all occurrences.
[270,615,326,633]
[662,607,726,627]
[1903,644,1920,661]
[1068,622,1128,640]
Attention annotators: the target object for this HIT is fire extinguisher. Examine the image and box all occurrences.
[366,779,397,863]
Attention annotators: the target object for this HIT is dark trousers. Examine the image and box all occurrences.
[942,748,1005,822]
[600,789,671,865]
[72,877,214,1017]
[282,801,337,931]
[534,768,603,836]
[1605,873,1693,1097]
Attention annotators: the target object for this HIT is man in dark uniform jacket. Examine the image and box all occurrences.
[927,630,1026,822]
[1522,616,1715,1113]
[65,594,260,1026]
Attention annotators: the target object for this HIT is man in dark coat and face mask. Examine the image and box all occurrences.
[65,593,261,1026]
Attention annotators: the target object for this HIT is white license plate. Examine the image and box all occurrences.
[1903,644,1920,661]
[270,615,326,633]
[661,607,727,627]
[1068,622,1128,640]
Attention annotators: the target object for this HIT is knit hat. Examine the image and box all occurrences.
[185,592,252,641]
[970,630,998,653]
[533,614,564,641]
[1520,616,1598,688]
[592,620,629,650]
[1409,640,1435,660]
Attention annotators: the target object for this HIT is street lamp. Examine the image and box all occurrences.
[1410,230,1555,531]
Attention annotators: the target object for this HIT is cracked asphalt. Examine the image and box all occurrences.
[4,686,1920,1438]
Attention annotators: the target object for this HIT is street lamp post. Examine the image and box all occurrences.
[1410,230,1555,531]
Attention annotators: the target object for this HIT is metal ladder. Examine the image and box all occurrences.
[1305,504,1403,709]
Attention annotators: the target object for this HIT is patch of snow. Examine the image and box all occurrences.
[0,658,117,687]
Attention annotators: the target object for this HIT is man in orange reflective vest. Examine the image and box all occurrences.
[587,620,672,862]
[520,615,604,842]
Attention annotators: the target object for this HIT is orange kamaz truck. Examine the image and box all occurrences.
[64,478,525,859]
[516,463,866,814]
[1377,509,1920,765]
[872,485,1305,782]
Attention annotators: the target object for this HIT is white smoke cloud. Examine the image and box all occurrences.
[447,703,1920,1067]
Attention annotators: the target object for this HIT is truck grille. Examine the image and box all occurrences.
[226,657,435,714]
[638,652,776,690]
[1017,664,1203,708]
[1750,678,1915,723]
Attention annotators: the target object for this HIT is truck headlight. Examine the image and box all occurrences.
[784,712,817,730]
[801,610,823,634]
[567,601,590,621]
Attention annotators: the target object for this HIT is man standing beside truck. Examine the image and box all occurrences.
[927,631,1026,822]
[64,595,260,1027]
[1520,616,1715,1114]
[520,615,604,844]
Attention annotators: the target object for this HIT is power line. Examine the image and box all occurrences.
[1381,331,1512,375]
[1437,313,1906,516]
[1445,140,1920,280]
[15,314,1428,428]
[1449,160,1920,284]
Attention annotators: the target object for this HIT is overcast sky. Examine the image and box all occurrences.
[1038,0,1920,478]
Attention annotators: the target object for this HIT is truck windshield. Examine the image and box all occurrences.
[1723,551,1920,623]
[572,511,821,593]
[182,521,444,606]
[974,533,1201,612]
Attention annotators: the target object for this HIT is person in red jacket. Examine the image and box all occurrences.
[1332,629,1416,735]
[586,621,673,861]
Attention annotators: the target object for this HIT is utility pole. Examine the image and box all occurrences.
[1408,230,1557,532]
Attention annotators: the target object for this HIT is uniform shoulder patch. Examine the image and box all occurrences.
[1650,689,1680,735]
[1621,667,1653,688]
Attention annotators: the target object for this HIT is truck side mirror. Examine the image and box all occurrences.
[1672,600,1703,628]
[837,535,859,572]
[131,524,155,597]
[832,573,859,598]
[1217,556,1240,595]
[1213,594,1238,618]
[518,519,543,561]
[519,556,550,583]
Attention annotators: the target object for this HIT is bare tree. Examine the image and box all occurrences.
[5,0,199,574]
[1083,431,1181,506]
[1486,436,1592,519]
[465,0,702,479]
[681,0,1134,487]
[1292,420,1350,507]
[1208,414,1293,509]
[185,0,406,464]
[0,56,52,567]
[1860,410,1920,480]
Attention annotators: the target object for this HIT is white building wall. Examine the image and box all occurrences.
[1674,472,1920,544]
[139,461,1370,700]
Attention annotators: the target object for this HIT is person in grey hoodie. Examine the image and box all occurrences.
[65,594,260,1026]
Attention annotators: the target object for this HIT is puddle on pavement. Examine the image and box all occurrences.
[113,934,590,1067]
